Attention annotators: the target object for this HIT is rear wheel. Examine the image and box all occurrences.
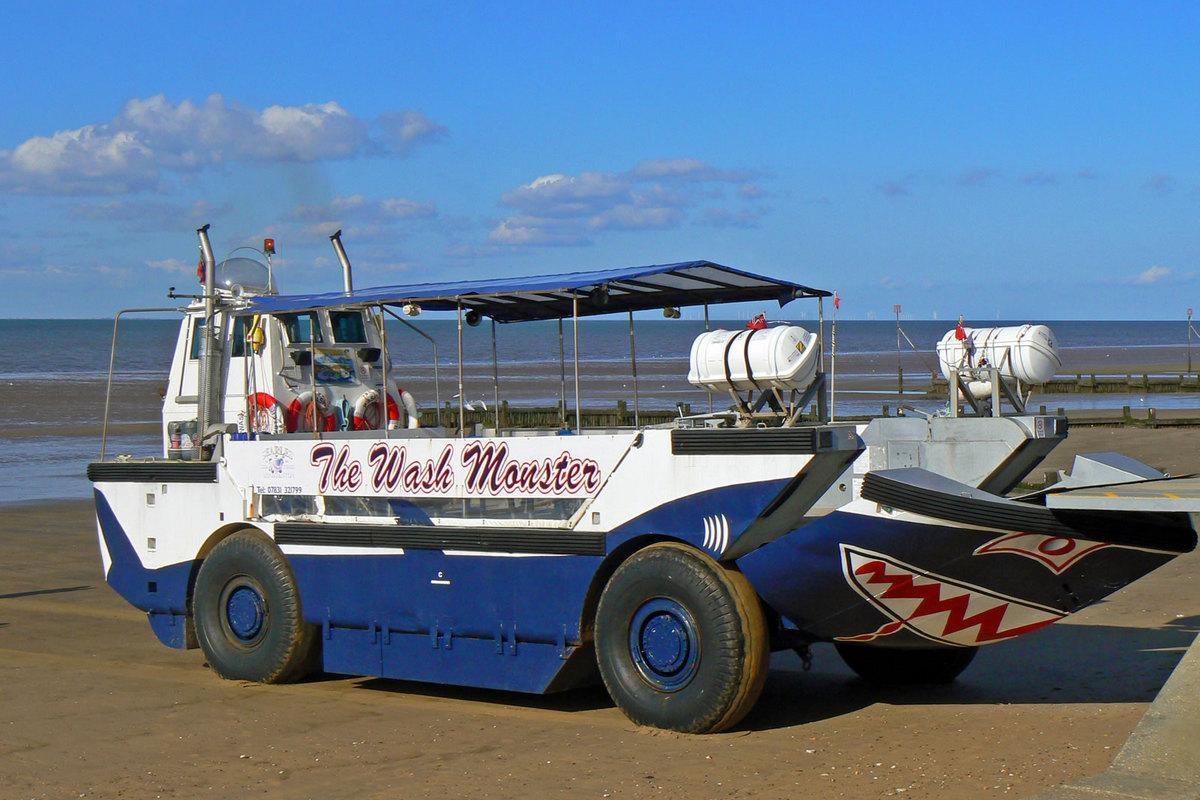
[193,530,318,683]
[835,642,977,685]
[595,543,769,733]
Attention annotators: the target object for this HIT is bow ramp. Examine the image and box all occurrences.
[861,464,1199,553]
[738,453,1197,654]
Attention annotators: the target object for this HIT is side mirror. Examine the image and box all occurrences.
[357,347,381,363]
[290,350,312,366]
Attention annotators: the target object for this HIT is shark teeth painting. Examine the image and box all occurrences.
[835,544,1066,647]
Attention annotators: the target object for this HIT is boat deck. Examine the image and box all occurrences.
[1046,476,1200,512]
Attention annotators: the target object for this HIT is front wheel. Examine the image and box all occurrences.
[835,642,978,685]
[193,530,318,683]
[595,543,769,733]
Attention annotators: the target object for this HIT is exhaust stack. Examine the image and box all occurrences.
[330,229,353,293]
[195,224,223,452]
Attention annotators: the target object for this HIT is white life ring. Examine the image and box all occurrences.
[353,386,420,430]
[397,387,420,429]
[247,392,286,434]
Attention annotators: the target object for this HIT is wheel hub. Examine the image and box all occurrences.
[629,598,700,691]
[224,584,266,641]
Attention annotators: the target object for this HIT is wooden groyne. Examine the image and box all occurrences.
[928,373,1200,396]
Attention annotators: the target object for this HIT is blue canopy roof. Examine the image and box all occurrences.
[243,260,829,323]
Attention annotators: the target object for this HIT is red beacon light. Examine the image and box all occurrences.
[263,238,276,255]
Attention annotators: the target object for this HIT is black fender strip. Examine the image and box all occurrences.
[274,522,605,556]
[671,427,819,455]
[87,461,218,483]
[861,469,1197,553]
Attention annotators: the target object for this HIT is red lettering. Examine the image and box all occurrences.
[310,443,361,493]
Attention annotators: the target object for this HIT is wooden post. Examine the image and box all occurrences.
[894,303,903,395]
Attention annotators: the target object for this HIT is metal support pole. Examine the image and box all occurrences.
[830,305,837,422]
[457,300,465,437]
[383,307,441,428]
[894,304,903,395]
[572,296,581,431]
[490,318,501,432]
[1189,308,1194,375]
[628,310,640,428]
[309,318,318,440]
[242,320,250,433]
[704,303,713,413]
[816,296,828,421]
[379,305,391,438]
[558,318,567,426]
[100,307,182,460]
[990,366,1001,417]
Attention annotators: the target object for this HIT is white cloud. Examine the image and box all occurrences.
[488,159,762,247]
[146,257,193,274]
[697,207,765,229]
[489,216,590,246]
[379,197,438,219]
[1133,265,1171,284]
[0,94,445,195]
[500,172,629,218]
[286,194,437,241]
[376,110,448,153]
[71,198,229,231]
[291,194,436,222]
[628,158,750,183]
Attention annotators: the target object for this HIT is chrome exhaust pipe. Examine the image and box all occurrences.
[330,229,353,293]
[195,224,221,452]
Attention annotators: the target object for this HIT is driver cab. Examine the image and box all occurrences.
[161,254,417,458]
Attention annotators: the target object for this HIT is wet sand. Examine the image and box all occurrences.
[4,423,1200,799]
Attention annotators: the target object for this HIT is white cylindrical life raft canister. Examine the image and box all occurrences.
[687,325,820,393]
[936,324,1061,385]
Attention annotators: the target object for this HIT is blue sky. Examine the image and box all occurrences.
[0,2,1196,319]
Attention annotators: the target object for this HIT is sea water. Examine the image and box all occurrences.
[2,318,1198,502]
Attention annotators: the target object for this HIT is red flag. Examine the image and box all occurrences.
[833,291,841,310]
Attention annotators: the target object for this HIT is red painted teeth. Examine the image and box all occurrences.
[836,545,1065,646]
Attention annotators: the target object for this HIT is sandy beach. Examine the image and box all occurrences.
[2,426,1198,799]
[4,322,1200,797]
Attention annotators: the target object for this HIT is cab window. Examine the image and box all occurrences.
[278,313,323,344]
[330,310,367,343]
[189,318,205,359]
[190,316,249,358]
[230,316,248,358]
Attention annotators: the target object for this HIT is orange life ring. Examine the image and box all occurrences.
[286,391,336,433]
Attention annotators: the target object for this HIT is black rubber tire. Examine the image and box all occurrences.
[835,642,978,685]
[193,530,318,683]
[594,542,769,733]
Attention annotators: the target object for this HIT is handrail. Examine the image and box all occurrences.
[100,307,186,461]
[382,307,442,428]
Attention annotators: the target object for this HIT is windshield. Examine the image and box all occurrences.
[330,310,367,343]
[215,257,275,295]
[277,313,323,344]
